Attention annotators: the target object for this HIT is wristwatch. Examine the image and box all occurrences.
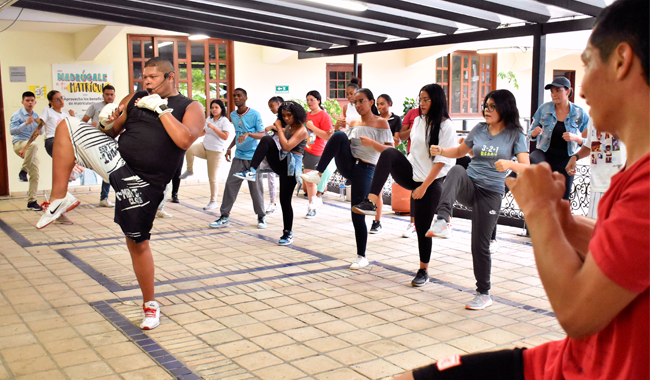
[156,104,173,117]
[571,154,580,161]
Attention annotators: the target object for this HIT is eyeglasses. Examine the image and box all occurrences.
[53,97,64,102]
[352,99,368,106]
[419,98,432,103]
[482,103,497,112]
[306,98,318,102]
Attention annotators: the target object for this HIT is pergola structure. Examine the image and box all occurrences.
[0,0,605,195]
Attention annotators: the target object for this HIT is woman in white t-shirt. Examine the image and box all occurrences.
[180,99,233,210]
[42,90,75,157]
[352,84,458,286]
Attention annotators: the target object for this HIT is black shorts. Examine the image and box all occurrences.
[109,164,164,243]
[45,137,54,157]
[302,151,320,170]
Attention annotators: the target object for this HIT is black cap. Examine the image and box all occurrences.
[544,76,571,90]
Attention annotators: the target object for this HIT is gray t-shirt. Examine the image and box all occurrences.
[464,123,528,194]
[84,101,105,123]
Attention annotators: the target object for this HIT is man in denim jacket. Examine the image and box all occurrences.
[528,77,589,199]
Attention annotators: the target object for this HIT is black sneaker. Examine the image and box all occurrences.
[369,220,382,234]
[170,194,180,203]
[19,170,28,182]
[411,269,429,287]
[278,230,293,245]
[27,201,43,211]
[352,199,377,216]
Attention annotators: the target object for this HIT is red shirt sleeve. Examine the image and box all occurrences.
[589,157,650,293]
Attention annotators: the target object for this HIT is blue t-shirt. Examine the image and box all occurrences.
[231,108,264,160]
[464,123,528,194]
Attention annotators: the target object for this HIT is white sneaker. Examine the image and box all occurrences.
[266,202,277,214]
[98,198,115,207]
[426,218,452,238]
[309,196,323,210]
[140,301,161,330]
[204,201,218,210]
[36,192,80,229]
[300,171,321,184]
[489,239,500,254]
[156,209,173,218]
[465,292,492,310]
[305,209,316,219]
[402,223,416,238]
[349,255,369,270]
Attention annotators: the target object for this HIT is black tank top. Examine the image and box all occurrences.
[548,120,569,157]
[118,91,194,188]
[285,125,307,155]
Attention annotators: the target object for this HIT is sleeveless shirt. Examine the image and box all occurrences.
[284,125,307,155]
[118,91,194,188]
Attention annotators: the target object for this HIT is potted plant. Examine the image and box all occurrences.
[390,97,418,214]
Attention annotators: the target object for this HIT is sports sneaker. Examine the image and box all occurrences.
[19,170,28,182]
[369,220,382,234]
[179,170,194,179]
[204,201,218,210]
[140,300,161,330]
[305,209,316,219]
[349,255,369,270]
[156,209,173,218]
[465,292,492,310]
[233,168,256,182]
[36,192,80,229]
[27,201,43,211]
[411,269,430,287]
[98,198,115,207]
[489,239,500,254]
[266,202,277,214]
[310,195,323,210]
[55,214,74,225]
[352,199,377,216]
[402,223,416,238]
[426,218,452,238]
[278,230,293,246]
[170,194,180,203]
[300,171,321,184]
[257,216,267,229]
[209,216,229,228]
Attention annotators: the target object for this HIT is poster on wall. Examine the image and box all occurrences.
[51,64,114,117]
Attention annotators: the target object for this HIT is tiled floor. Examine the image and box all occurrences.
[0,180,565,379]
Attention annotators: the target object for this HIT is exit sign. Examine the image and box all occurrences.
[275,85,289,94]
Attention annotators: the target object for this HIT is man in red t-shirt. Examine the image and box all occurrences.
[395,0,649,379]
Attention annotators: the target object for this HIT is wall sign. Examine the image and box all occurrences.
[275,85,289,94]
[52,64,114,117]
[9,66,26,82]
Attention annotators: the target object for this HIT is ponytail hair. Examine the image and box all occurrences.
[47,90,60,108]
[356,88,380,116]
[347,77,360,91]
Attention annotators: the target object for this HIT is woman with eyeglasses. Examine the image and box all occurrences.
[352,84,457,285]
[528,77,589,200]
[42,90,75,157]
[233,101,309,246]
[301,88,394,270]
[303,90,333,219]
[427,89,529,310]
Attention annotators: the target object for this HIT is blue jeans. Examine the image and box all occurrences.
[100,181,111,200]
[318,131,375,257]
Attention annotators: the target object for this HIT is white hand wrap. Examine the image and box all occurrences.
[136,94,172,116]
[98,103,120,131]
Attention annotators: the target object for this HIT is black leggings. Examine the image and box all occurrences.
[413,348,525,380]
[530,149,573,200]
[251,136,297,232]
[369,148,444,264]
[172,163,181,196]
[318,131,375,257]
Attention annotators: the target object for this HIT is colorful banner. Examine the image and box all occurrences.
[52,64,114,117]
